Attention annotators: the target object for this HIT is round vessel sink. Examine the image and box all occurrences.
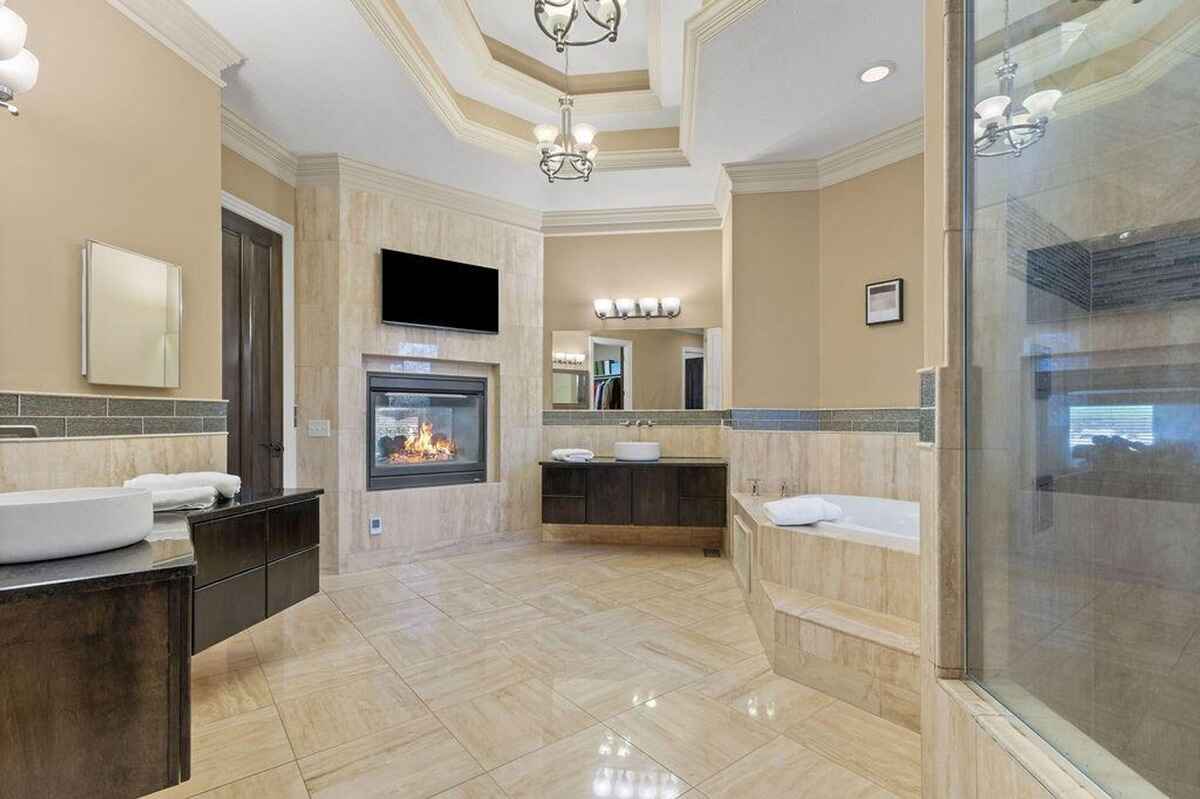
[614,441,662,462]
[0,487,154,564]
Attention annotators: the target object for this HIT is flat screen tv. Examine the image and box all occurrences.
[381,249,500,334]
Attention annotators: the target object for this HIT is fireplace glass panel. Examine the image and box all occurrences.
[373,392,483,470]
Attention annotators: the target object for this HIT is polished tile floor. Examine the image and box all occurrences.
[147,543,921,799]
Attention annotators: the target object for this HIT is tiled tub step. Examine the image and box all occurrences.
[760,581,921,732]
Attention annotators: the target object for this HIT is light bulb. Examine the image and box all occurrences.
[572,122,597,147]
[1022,89,1062,119]
[638,297,660,317]
[583,144,598,162]
[533,123,559,146]
[542,1,574,29]
[660,297,681,316]
[974,95,1010,121]
[0,6,27,62]
[973,119,986,140]
[593,298,615,318]
[614,298,636,317]
[0,48,38,94]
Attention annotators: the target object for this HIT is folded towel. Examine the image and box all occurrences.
[763,495,843,526]
[125,471,241,499]
[551,448,595,463]
[151,486,219,512]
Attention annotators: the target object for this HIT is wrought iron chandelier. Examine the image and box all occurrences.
[534,0,625,52]
[973,0,1062,158]
[533,49,598,182]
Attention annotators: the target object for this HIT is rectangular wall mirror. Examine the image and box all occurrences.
[82,240,182,388]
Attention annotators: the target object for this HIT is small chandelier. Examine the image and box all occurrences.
[0,1,40,117]
[533,49,598,182]
[973,0,1062,158]
[534,0,626,52]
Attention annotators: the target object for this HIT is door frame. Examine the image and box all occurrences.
[220,192,296,488]
[589,336,633,410]
[681,346,705,409]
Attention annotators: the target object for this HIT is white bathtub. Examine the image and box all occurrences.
[782,494,920,554]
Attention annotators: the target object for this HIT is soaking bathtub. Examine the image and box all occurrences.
[802,494,920,554]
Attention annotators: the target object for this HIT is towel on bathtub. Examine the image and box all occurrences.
[551,448,595,463]
[125,471,241,499]
[763,495,843,526]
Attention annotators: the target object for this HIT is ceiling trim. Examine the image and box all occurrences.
[296,154,544,231]
[221,107,299,186]
[106,0,243,87]
[348,0,685,170]
[679,0,772,157]
[725,118,925,194]
[542,204,723,236]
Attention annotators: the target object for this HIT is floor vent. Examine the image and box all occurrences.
[703,548,721,558]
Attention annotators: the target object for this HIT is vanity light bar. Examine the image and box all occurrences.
[593,296,681,320]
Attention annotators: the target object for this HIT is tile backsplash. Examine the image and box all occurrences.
[0,392,228,439]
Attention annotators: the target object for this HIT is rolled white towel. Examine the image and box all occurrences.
[763,495,843,526]
[125,471,241,499]
[151,486,219,512]
[551,448,595,463]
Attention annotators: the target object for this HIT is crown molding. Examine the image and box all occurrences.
[542,204,723,236]
[600,148,690,171]
[296,154,543,231]
[680,0,771,156]
[724,118,925,194]
[220,107,299,186]
[106,0,243,87]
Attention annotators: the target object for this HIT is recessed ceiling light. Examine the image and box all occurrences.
[859,62,895,84]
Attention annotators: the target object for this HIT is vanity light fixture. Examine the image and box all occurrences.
[552,352,586,366]
[534,0,626,52]
[859,62,894,84]
[593,296,682,319]
[0,1,39,117]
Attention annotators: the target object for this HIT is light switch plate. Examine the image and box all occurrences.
[307,419,331,438]
[369,516,383,537]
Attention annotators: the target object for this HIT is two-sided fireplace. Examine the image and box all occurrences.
[366,373,487,490]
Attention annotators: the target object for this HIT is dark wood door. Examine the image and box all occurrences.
[632,465,679,526]
[586,467,632,525]
[685,357,704,409]
[222,210,284,491]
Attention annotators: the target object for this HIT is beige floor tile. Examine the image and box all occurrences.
[326,581,419,620]
[400,645,538,709]
[392,559,464,583]
[192,633,259,681]
[525,587,622,620]
[785,700,921,798]
[400,572,486,597]
[693,655,835,733]
[698,735,894,798]
[621,628,753,680]
[490,574,578,599]
[500,625,622,679]
[635,594,731,627]
[192,665,274,727]
[454,603,553,639]
[426,584,522,617]
[191,763,309,799]
[250,611,365,665]
[350,597,449,638]
[259,639,391,704]
[298,714,482,799]
[150,706,295,798]
[277,669,430,758]
[556,606,678,648]
[319,567,398,593]
[693,611,765,655]
[491,724,690,799]
[369,618,484,671]
[651,567,723,590]
[430,774,508,799]
[434,678,595,768]
[556,560,649,588]
[589,574,679,603]
[549,656,697,720]
[607,689,776,785]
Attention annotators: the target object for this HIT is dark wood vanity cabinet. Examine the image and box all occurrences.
[542,461,726,527]
[192,494,321,652]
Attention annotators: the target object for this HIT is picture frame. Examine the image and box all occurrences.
[865,278,904,326]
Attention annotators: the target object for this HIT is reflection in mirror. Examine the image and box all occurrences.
[548,327,722,411]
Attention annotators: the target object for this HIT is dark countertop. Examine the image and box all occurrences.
[0,488,323,601]
[540,457,727,467]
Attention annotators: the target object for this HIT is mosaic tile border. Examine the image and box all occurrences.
[542,407,923,433]
[0,392,228,439]
[918,369,936,444]
[542,410,726,427]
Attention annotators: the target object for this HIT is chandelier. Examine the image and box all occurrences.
[973,0,1062,158]
[0,1,40,117]
[533,49,598,182]
[534,0,626,52]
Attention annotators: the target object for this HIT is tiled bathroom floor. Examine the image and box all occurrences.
[146,543,920,799]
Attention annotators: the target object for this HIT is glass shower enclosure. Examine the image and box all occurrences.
[964,0,1200,795]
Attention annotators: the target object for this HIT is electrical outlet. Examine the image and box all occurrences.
[369,515,383,537]
[307,419,331,438]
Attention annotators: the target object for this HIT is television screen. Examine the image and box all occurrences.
[381,249,500,334]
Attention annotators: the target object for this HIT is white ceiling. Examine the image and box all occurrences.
[189,0,925,213]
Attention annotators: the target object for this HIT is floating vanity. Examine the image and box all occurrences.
[540,457,727,548]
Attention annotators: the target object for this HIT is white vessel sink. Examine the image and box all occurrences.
[0,487,153,564]
[614,441,662,462]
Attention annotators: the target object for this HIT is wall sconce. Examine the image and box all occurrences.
[593,296,682,320]
[552,352,586,366]
[0,2,39,117]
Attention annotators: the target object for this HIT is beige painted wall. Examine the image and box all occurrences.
[0,0,222,397]
[221,147,297,226]
[819,156,925,407]
[543,230,722,406]
[729,192,822,408]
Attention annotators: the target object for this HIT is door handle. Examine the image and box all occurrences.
[260,442,284,455]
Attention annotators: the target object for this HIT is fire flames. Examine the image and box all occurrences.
[388,421,457,464]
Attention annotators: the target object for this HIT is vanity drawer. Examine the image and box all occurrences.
[193,567,266,652]
[542,466,587,498]
[267,547,320,616]
[587,467,632,525]
[191,513,267,588]
[679,497,726,527]
[543,496,587,524]
[631,465,679,526]
[678,467,726,498]
[268,499,320,561]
